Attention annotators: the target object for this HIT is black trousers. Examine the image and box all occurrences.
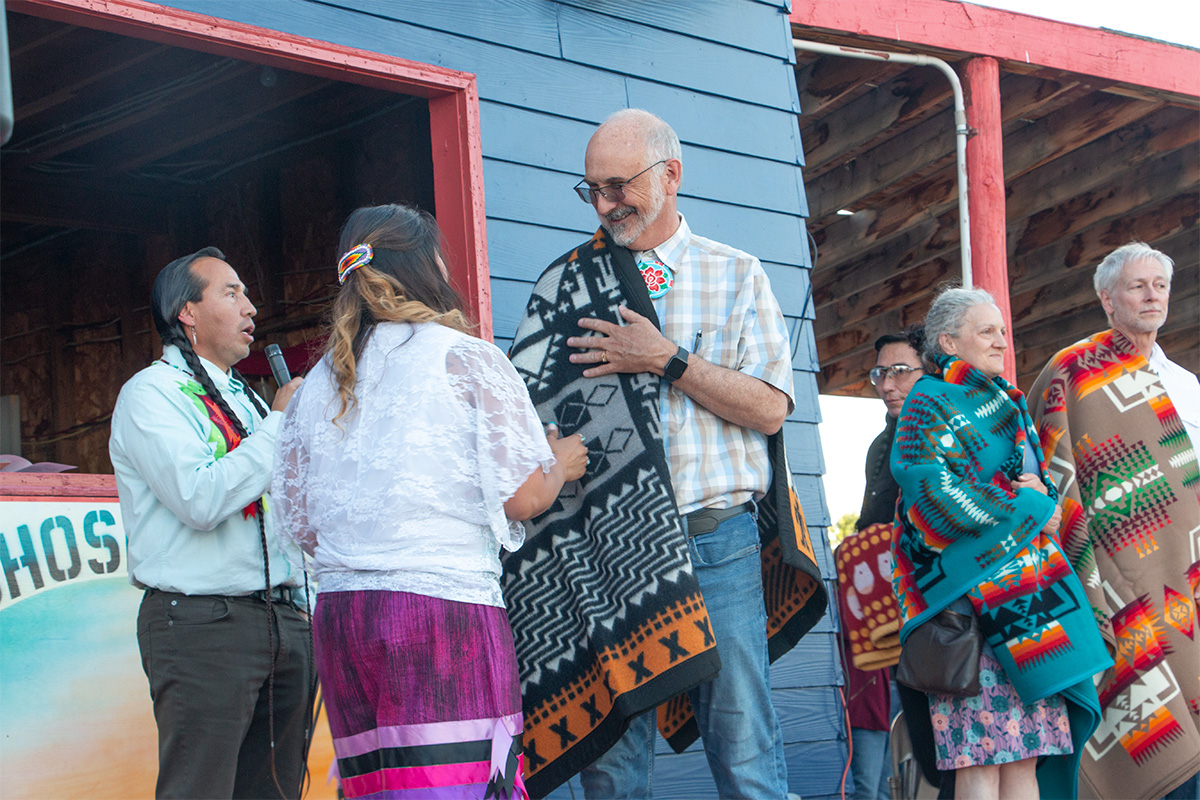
[137,589,313,799]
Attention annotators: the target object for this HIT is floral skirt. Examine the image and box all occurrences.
[929,649,1072,770]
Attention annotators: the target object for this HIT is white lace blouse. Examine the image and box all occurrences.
[272,322,555,607]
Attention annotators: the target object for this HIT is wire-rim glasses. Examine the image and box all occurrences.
[869,364,920,386]
[573,160,667,205]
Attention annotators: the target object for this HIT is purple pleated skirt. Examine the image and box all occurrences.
[314,590,528,799]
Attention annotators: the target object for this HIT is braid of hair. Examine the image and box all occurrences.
[173,331,286,796]
[175,337,251,441]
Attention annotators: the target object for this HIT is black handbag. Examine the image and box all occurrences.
[895,606,983,697]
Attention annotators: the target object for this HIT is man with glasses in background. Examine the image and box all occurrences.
[860,329,927,527]
[505,108,799,799]
[839,327,955,800]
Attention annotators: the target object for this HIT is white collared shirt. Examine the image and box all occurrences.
[637,215,795,515]
[1149,344,1200,456]
[109,344,299,595]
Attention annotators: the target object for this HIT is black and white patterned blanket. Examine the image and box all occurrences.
[502,228,827,797]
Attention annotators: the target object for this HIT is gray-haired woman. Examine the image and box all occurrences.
[889,286,1110,799]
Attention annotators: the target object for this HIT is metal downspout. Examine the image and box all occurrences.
[793,39,973,288]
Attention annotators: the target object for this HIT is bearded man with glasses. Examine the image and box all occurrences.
[502,108,828,800]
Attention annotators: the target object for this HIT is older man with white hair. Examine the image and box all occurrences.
[1030,242,1200,800]
[502,108,829,800]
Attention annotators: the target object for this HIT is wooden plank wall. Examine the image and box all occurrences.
[95,0,847,796]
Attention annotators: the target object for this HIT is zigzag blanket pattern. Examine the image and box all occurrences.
[1031,329,1200,800]
[502,229,826,797]
[892,355,1110,800]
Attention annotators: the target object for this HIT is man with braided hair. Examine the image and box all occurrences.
[110,247,311,799]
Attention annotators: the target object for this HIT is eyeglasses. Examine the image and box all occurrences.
[869,364,920,386]
[573,160,667,205]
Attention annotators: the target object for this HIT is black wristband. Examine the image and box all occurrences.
[663,346,689,384]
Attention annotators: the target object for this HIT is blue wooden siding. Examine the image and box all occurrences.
[159,1,843,796]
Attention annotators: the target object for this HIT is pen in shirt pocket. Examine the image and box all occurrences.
[692,329,703,353]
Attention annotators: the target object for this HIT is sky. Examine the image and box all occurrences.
[813,0,1198,528]
[964,0,1199,48]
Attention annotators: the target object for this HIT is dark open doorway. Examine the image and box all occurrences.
[2,8,441,473]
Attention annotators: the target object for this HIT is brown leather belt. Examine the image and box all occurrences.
[683,501,754,537]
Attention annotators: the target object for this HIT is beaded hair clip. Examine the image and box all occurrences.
[337,243,374,284]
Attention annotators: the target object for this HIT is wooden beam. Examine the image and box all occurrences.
[817,211,1197,379]
[805,72,1069,223]
[790,0,1200,99]
[812,103,1193,272]
[1,179,168,233]
[1002,108,1198,222]
[816,112,1200,309]
[815,255,955,345]
[98,70,333,176]
[7,59,258,169]
[12,27,168,122]
[134,83,410,183]
[8,0,475,97]
[811,169,957,270]
[1008,163,1200,294]
[962,56,1014,381]
[0,472,118,497]
[815,150,1196,347]
[812,213,947,308]
[806,110,954,224]
[801,65,954,178]
[796,55,905,120]
[1000,93,1161,186]
[5,11,73,58]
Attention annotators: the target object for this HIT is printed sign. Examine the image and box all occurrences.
[1,500,126,607]
[0,496,338,798]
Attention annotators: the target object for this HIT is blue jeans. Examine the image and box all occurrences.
[580,511,788,799]
[849,728,891,800]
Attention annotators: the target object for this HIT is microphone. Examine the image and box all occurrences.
[265,344,291,386]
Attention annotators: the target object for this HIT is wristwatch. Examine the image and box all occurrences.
[663,346,689,384]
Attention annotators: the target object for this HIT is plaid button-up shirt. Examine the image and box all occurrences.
[638,215,794,516]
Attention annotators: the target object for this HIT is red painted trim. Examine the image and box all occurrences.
[0,473,119,498]
[961,57,1016,383]
[9,0,493,337]
[430,88,494,340]
[791,0,1200,98]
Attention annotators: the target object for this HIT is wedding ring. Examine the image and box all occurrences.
[600,351,609,363]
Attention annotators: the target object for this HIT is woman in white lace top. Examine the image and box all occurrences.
[273,204,586,800]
